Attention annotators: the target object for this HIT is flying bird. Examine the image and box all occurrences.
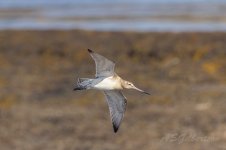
[74,49,150,133]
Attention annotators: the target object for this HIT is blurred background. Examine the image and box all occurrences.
[0,0,226,150]
[1,0,226,31]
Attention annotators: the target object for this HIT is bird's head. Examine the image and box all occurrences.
[122,80,150,95]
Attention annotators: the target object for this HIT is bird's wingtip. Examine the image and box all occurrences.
[88,49,93,53]
[113,123,119,133]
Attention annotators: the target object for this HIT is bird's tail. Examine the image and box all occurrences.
[73,78,93,91]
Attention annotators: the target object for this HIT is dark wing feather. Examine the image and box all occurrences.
[103,90,127,133]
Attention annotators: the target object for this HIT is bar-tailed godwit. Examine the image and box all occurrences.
[74,49,150,133]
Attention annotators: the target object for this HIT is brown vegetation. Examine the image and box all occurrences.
[0,30,226,149]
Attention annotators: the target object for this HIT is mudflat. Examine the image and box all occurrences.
[0,30,226,150]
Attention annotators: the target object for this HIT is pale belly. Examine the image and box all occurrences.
[93,77,122,90]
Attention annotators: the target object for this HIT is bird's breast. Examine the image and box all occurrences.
[93,77,122,90]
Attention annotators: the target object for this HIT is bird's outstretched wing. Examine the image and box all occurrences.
[103,90,127,133]
[88,49,115,78]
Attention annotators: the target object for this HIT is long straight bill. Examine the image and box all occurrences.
[133,86,150,95]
